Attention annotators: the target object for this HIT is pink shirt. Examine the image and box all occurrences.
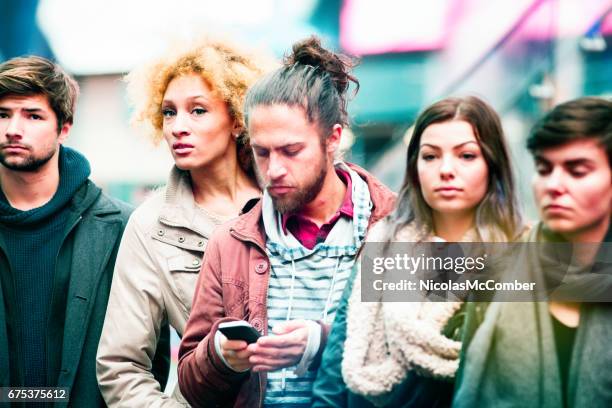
[281,168,354,249]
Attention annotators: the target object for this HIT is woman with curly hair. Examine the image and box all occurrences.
[96,38,271,406]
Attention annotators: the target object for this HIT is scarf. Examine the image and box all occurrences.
[342,221,476,406]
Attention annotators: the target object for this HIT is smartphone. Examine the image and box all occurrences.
[218,321,261,344]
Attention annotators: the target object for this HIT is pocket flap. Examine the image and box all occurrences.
[167,254,202,272]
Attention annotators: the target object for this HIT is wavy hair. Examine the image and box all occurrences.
[384,96,524,243]
[126,37,274,176]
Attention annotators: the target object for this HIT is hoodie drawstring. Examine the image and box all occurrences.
[281,256,342,390]
[281,259,297,391]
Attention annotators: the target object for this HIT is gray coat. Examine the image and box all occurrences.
[0,180,168,407]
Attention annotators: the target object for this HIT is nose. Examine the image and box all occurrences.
[171,111,190,138]
[5,116,24,140]
[543,168,566,197]
[267,153,287,181]
[439,155,455,180]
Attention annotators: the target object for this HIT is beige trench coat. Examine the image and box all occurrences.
[96,167,223,407]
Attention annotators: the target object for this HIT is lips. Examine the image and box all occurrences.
[433,186,463,199]
[172,143,194,155]
[543,204,572,213]
[1,144,28,152]
[435,186,462,192]
[268,185,294,195]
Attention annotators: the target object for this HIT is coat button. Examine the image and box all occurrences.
[192,258,201,267]
[157,229,164,236]
[251,318,264,333]
[255,261,268,274]
[197,241,204,247]
[178,236,185,243]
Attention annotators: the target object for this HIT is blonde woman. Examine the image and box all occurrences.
[96,39,270,406]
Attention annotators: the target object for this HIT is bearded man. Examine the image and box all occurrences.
[177,36,396,408]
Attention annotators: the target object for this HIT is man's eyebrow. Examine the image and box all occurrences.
[280,143,304,149]
[533,155,594,166]
[0,107,44,112]
[251,142,304,150]
[533,154,550,163]
[563,158,595,166]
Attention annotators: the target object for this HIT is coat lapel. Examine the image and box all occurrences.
[56,214,121,390]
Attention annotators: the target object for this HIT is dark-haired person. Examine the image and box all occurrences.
[311,96,524,408]
[454,96,612,408]
[0,56,168,406]
[177,36,396,407]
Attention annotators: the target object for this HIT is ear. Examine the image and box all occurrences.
[232,120,244,140]
[57,122,72,144]
[325,124,342,155]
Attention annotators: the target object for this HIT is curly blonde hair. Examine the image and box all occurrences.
[126,38,274,175]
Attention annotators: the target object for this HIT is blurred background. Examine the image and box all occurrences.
[2,0,611,393]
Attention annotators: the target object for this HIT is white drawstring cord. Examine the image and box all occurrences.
[281,256,340,390]
[323,257,341,324]
[281,259,297,391]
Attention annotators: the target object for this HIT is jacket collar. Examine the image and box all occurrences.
[158,166,216,238]
[229,162,396,249]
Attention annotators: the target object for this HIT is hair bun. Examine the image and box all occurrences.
[284,35,358,96]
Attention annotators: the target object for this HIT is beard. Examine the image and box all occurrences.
[0,144,57,172]
[257,154,329,214]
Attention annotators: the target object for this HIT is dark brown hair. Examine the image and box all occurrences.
[0,56,79,132]
[527,96,612,164]
[386,96,523,242]
[244,36,359,139]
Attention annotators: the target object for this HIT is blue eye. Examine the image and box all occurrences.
[421,154,436,161]
[162,109,175,118]
[192,108,207,116]
[460,152,477,160]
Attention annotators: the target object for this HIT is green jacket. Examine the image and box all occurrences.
[0,180,169,407]
[453,224,612,408]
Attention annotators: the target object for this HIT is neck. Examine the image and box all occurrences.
[298,164,346,226]
[0,152,60,211]
[560,216,610,265]
[562,216,610,244]
[189,153,257,208]
[432,210,475,241]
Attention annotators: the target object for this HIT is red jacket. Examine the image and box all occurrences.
[177,164,396,407]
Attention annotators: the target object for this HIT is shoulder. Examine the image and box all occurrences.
[124,188,166,230]
[365,219,390,242]
[345,162,396,219]
[86,193,133,229]
[209,200,264,249]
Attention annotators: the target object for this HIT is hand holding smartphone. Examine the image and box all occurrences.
[218,321,261,344]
